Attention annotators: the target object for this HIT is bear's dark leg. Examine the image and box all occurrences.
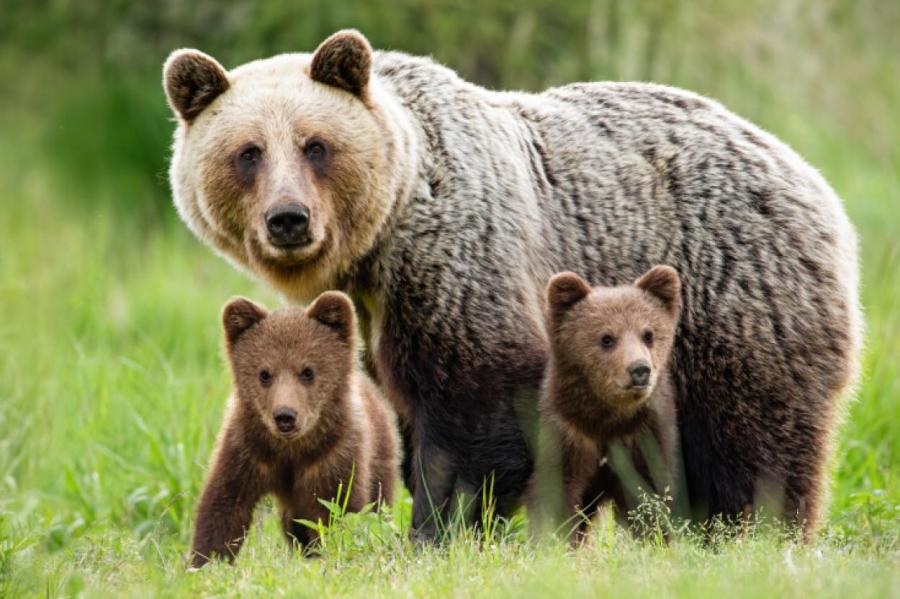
[399,419,415,493]
[676,350,833,536]
[378,296,541,542]
[190,443,264,568]
[410,413,457,542]
[410,388,535,541]
[678,399,755,530]
[280,507,318,551]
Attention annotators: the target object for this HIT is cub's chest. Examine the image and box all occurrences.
[264,457,343,501]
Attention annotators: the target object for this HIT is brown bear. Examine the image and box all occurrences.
[190,291,399,567]
[164,30,862,540]
[533,265,681,540]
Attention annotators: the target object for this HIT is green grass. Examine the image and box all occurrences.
[1,121,898,598]
[2,9,900,593]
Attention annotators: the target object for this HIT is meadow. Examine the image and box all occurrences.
[1,1,898,596]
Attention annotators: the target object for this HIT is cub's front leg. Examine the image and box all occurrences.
[190,436,265,567]
[279,504,318,550]
[561,440,603,544]
[278,469,372,552]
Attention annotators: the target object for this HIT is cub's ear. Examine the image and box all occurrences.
[307,291,356,341]
[222,297,268,346]
[309,29,372,99]
[163,49,229,121]
[635,265,682,316]
[547,272,592,319]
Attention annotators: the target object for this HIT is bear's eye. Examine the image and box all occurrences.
[235,144,263,182]
[600,334,616,349]
[643,330,654,345]
[304,139,327,162]
[299,367,315,383]
[238,145,262,164]
[259,369,273,386]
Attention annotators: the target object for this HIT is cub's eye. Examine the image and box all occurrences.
[259,369,272,386]
[600,334,616,349]
[299,367,315,383]
[238,145,262,164]
[304,139,327,162]
[643,330,654,345]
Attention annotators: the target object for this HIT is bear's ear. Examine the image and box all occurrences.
[547,272,592,319]
[307,291,356,341]
[309,29,372,99]
[163,49,230,122]
[222,297,268,346]
[635,265,682,316]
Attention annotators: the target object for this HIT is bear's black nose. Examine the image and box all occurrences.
[628,361,651,387]
[273,407,298,433]
[266,205,310,246]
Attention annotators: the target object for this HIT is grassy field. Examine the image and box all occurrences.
[1,3,899,597]
[1,106,898,599]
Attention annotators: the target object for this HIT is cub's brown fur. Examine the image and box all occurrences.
[190,292,399,567]
[538,266,681,539]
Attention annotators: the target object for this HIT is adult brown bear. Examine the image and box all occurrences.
[163,30,862,540]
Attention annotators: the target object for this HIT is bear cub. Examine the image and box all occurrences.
[190,291,399,567]
[536,265,682,540]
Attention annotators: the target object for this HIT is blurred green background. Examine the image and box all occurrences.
[0,1,898,595]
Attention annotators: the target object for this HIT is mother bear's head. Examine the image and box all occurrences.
[163,30,416,301]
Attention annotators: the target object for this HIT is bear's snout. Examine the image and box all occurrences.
[265,204,311,247]
[273,406,298,434]
[627,360,651,388]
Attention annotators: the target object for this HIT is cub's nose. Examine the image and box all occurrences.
[273,407,298,433]
[628,361,651,388]
[265,205,310,246]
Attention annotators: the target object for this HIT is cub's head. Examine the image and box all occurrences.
[164,30,414,301]
[222,291,357,441]
[546,266,682,417]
